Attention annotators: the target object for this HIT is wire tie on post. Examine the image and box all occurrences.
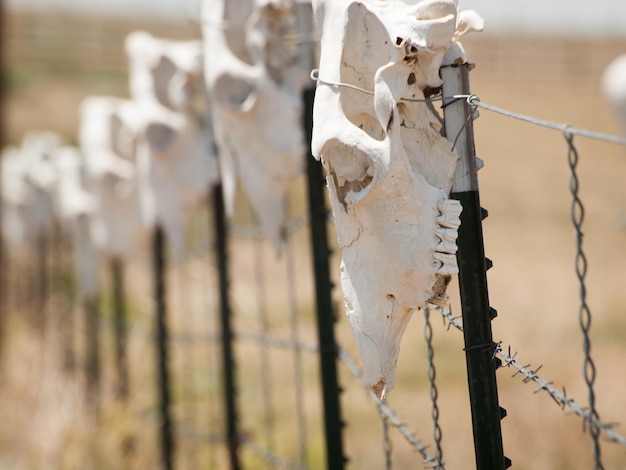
[449,94,479,152]
[462,341,497,353]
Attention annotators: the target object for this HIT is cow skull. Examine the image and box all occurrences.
[602,54,626,135]
[311,0,483,398]
[203,0,305,252]
[134,103,220,260]
[16,131,63,243]
[125,31,205,115]
[80,96,149,259]
[125,33,220,259]
[50,146,100,297]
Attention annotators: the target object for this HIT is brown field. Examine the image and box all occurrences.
[2,11,626,470]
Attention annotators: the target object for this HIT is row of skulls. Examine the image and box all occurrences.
[1,0,486,400]
[2,0,309,295]
[3,0,625,400]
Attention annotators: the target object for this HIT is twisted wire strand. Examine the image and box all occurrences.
[564,130,604,469]
[424,307,445,470]
[436,307,626,448]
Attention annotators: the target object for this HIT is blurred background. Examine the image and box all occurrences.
[1,1,626,469]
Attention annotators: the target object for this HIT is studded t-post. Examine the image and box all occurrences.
[152,226,174,470]
[441,62,510,470]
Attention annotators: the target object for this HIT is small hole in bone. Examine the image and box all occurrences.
[424,85,442,98]
[410,45,417,53]
[407,72,416,85]
[395,37,403,46]
[386,294,395,319]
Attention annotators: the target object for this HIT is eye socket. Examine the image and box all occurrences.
[395,37,403,46]
[322,139,375,212]
[213,73,257,112]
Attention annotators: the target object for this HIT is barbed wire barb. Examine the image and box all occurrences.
[434,306,626,447]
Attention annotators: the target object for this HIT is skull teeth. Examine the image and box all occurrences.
[433,252,459,276]
[435,227,458,257]
[434,198,461,274]
[437,198,462,229]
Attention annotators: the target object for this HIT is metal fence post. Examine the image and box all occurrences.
[212,184,240,470]
[84,294,101,412]
[111,257,129,400]
[0,0,6,361]
[152,226,174,470]
[36,232,48,334]
[303,86,347,470]
[295,4,346,467]
[441,63,510,470]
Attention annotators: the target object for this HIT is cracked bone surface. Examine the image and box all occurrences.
[311,0,483,398]
[202,0,306,252]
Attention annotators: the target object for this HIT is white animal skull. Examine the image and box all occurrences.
[203,0,305,252]
[50,146,100,297]
[1,146,31,248]
[602,54,626,135]
[2,131,64,246]
[79,96,148,259]
[311,0,483,398]
[134,103,220,260]
[125,33,220,259]
[125,31,205,115]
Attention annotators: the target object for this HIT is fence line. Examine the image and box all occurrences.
[467,96,626,146]
[4,12,626,468]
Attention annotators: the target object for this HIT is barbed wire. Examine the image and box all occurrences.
[435,306,626,448]
[380,410,392,470]
[336,347,441,468]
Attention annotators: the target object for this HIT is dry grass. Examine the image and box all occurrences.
[2,13,626,469]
